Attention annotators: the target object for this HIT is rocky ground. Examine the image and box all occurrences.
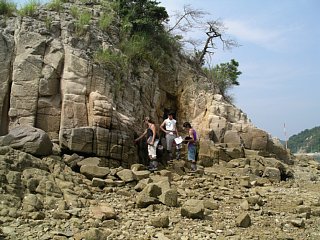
[1,146,320,240]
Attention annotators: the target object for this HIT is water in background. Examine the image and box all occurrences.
[294,153,320,162]
[315,155,320,162]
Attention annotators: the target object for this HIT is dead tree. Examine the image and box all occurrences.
[197,20,239,65]
[167,5,207,33]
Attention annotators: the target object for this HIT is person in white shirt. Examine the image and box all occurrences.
[160,112,180,161]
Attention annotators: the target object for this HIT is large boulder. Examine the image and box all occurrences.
[241,127,268,151]
[0,125,52,156]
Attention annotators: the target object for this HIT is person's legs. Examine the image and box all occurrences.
[166,134,175,160]
[148,140,159,170]
[188,145,197,171]
[176,144,181,160]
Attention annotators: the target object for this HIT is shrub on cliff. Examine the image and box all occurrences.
[0,0,16,16]
[18,0,39,17]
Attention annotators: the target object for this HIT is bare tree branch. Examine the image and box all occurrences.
[167,5,208,33]
[198,20,239,65]
[165,5,239,66]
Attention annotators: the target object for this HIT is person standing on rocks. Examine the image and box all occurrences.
[183,122,197,172]
[134,117,159,171]
[160,112,180,162]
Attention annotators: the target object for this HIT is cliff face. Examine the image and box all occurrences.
[0,2,290,165]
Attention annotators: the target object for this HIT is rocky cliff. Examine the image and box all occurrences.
[0,0,290,167]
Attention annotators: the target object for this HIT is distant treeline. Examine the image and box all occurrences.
[288,126,320,153]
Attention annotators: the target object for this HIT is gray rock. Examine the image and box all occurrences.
[74,228,111,240]
[236,213,251,228]
[116,169,135,182]
[159,188,178,207]
[181,200,205,219]
[262,167,281,183]
[90,203,117,220]
[0,126,52,156]
[133,170,151,180]
[290,218,305,228]
[23,194,43,212]
[80,165,110,180]
[150,214,169,228]
[203,200,219,210]
[77,157,102,167]
[92,178,106,188]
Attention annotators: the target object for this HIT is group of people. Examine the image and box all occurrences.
[134,112,197,172]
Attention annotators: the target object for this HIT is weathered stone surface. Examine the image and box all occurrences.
[77,157,101,167]
[92,177,106,188]
[203,200,219,210]
[150,214,170,228]
[1,144,320,240]
[0,32,14,136]
[181,199,205,219]
[23,194,43,212]
[74,228,111,240]
[116,169,135,182]
[0,125,52,156]
[236,213,251,228]
[80,165,110,180]
[0,6,304,239]
[90,203,117,220]
[262,167,281,183]
[0,2,289,167]
[159,188,178,207]
[132,170,151,180]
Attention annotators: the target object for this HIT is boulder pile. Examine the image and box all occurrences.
[1,139,320,239]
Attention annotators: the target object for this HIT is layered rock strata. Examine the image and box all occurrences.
[0,2,290,167]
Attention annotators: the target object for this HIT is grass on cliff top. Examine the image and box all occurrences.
[18,0,39,17]
[0,0,16,16]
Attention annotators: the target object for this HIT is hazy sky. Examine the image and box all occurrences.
[159,0,320,139]
[13,0,319,139]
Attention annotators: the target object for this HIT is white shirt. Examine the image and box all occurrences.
[164,118,176,132]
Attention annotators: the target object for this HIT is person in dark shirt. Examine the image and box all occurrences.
[134,117,159,170]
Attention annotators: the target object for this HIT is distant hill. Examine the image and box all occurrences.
[288,126,320,153]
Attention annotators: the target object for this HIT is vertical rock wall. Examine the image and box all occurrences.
[0,4,290,165]
[0,30,13,135]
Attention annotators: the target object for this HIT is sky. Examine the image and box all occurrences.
[159,0,320,140]
[13,0,319,139]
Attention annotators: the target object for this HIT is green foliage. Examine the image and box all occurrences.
[93,0,175,75]
[75,10,91,35]
[119,31,176,74]
[70,5,79,18]
[45,15,52,29]
[0,0,16,16]
[94,48,128,69]
[97,0,117,31]
[120,33,150,62]
[116,0,169,37]
[94,48,129,94]
[19,0,39,17]
[204,59,241,97]
[288,126,320,153]
[98,13,114,31]
[47,0,64,12]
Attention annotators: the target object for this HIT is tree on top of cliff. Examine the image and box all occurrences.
[165,4,238,66]
[116,0,169,37]
[204,59,242,101]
